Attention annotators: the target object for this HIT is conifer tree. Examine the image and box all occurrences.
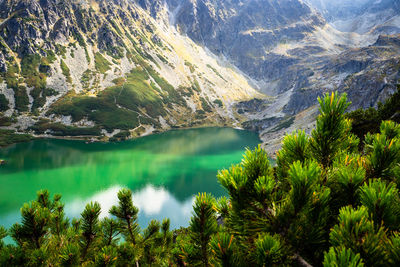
[254,233,285,266]
[80,202,101,261]
[276,129,310,182]
[329,206,390,266]
[184,193,218,266]
[310,92,351,168]
[359,179,400,230]
[329,153,366,208]
[365,121,400,180]
[10,202,50,249]
[210,232,238,266]
[323,247,364,267]
[0,226,6,250]
[100,218,121,247]
[109,188,139,245]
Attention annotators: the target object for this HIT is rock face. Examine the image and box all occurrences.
[167,0,325,91]
[161,0,400,151]
[164,0,400,116]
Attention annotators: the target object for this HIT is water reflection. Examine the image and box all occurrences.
[65,185,195,229]
[0,128,249,174]
[0,127,260,230]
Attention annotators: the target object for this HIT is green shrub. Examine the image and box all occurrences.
[94,52,111,73]
[213,99,223,107]
[0,129,33,147]
[0,94,9,111]
[30,120,101,136]
[0,116,13,126]
[60,59,72,84]
[13,86,29,112]
[347,85,400,143]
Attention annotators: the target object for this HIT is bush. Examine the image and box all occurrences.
[0,94,9,111]
[347,85,400,143]
[30,120,101,136]
[13,86,29,112]
[60,60,72,84]
[0,129,33,147]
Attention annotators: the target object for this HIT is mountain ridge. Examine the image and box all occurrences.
[0,0,399,150]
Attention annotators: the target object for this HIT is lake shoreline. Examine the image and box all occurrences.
[0,124,255,149]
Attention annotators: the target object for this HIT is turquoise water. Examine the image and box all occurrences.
[0,127,260,230]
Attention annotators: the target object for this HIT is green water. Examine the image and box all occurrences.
[0,127,260,230]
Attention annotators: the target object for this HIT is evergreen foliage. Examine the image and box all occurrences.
[347,84,400,143]
[1,91,400,266]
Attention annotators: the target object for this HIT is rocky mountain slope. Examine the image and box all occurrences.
[0,0,399,151]
[306,0,400,34]
[0,0,260,141]
[158,0,400,152]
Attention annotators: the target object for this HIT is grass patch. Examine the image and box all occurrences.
[43,88,59,97]
[72,29,86,48]
[112,77,125,86]
[45,50,56,63]
[81,69,93,90]
[94,52,111,73]
[184,61,196,73]
[109,19,123,36]
[106,46,125,60]
[49,54,188,131]
[200,97,212,112]
[60,59,72,83]
[56,45,67,58]
[157,54,169,64]
[3,63,20,90]
[192,78,201,92]
[213,99,223,107]
[84,47,91,63]
[21,55,47,90]
[49,90,147,132]
[20,54,51,110]
[206,64,227,82]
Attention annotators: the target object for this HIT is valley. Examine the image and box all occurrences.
[0,0,399,153]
